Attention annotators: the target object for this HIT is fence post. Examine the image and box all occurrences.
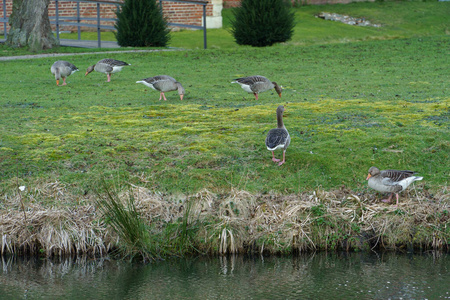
[203,3,207,49]
[2,0,6,38]
[55,0,59,40]
[77,2,81,41]
[97,2,101,48]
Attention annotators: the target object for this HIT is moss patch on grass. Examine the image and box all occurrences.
[1,36,449,198]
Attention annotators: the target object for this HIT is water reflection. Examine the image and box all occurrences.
[1,252,449,299]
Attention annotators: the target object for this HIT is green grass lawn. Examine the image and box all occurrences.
[2,1,448,53]
[62,2,449,49]
[0,2,449,205]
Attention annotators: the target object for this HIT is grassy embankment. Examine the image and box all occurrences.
[0,2,449,259]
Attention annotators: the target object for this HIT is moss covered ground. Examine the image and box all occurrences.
[1,36,448,197]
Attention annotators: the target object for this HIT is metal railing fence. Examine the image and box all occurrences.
[1,0,208,49]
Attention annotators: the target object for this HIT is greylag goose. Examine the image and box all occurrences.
[136,75,185,101]
[265,105,290,166]
[366,166,423,206]
[85,58,130,82]
[232,75,282,100]
[51,60,79,86]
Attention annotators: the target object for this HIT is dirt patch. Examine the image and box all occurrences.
[317,12,382,27]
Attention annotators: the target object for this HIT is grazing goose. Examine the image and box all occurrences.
[136,75,185,101]
[366,166,423,206]
[232,75,282,100]
[51,60,79,86]
[85,58,130,82]
[265,105,290,166]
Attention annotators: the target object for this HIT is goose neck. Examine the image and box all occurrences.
[277,110,284,128]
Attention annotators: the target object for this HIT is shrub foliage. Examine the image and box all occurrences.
[115,0,171,47]
[230,0,295,47]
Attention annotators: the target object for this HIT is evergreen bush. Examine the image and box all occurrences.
[230,0,295,47]
[115,0,171,47]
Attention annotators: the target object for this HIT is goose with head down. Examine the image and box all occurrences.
[265,105,290,166]
[85,58,130,82]
[366,166,423,206]
[136,75,185,101]
[51,60,79,86]
[232,75,282,100]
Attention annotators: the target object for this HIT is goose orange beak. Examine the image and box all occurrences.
[56,80,59,86]
[180,94,184,101]
[366,174,372,180]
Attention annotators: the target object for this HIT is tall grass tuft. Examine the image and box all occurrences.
[165,199,203,256]
[95,181,205,260]
[95,181,161,261]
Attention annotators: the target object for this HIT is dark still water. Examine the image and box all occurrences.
[1,252,449,299]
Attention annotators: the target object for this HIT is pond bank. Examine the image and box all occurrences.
[1,185,448,258]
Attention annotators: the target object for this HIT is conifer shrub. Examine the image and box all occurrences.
[230,0,295,47]
[115,0,171,47]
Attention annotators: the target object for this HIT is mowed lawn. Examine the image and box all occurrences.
[0,2,449,204]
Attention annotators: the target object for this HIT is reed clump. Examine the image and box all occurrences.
[1,182,447,259]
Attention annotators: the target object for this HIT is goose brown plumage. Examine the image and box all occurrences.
[232,75,282,100]
[366,166,423,206]
[85,59,130,82]
[136,75,185,101]
[265,105,290,166]
[51,61,79,86]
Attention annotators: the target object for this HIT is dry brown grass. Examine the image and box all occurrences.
[1,182,448,257]
[1,204,114,256]
[1,180,114,256]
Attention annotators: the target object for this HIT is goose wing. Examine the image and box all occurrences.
[96,62,113,73]
[99,58,130,66]
[141,76,176,91]
[60,60,78,71]
[234,75,268,85]
[265,128,289,149]
[51,61,78,77]
[381,169,415,183]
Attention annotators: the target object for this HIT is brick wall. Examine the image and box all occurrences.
[223,0,239,8]
[50,1,119,30]
[0,0,12,33]
[163,1,213,28]
[0,0,217,33]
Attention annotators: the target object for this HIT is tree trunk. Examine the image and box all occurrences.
[7,0,59,51]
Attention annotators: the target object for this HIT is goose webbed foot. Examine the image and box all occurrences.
[279,151,286,166]
[271,152,280,163]
[381,193,394,203]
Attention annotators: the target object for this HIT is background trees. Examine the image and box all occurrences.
[231,0,295,47]
[6,0,59,51]
[115,0,171,47]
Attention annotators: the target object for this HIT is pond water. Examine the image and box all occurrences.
[1,252,449,299]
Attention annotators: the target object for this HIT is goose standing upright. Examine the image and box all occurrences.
[85,58,130,82]
[136,75,185,101]
[366,166,423,206]
[51,60,79,86]
[265,105,290,166]
[232,75,282,100]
